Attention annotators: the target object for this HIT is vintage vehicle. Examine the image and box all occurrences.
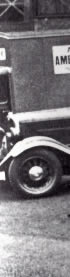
[0,21,70,197]
[0,66,70,198]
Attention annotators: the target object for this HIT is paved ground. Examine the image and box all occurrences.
[0,182,70,276]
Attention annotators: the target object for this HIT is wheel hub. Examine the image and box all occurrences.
[29,166,44,181]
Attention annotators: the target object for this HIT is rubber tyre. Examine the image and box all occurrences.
[8,148,62,198]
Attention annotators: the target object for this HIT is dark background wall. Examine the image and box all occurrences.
[34,0,70,16]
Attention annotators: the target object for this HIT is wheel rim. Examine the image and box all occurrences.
[17,154,56,195]
[29,165,44,181]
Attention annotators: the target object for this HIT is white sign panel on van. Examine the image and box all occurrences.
[0,48,6,60]
[52,45,70,74]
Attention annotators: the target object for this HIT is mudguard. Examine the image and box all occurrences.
[0,136,70,167]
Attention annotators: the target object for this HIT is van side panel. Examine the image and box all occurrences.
[10,38,46,112]
[9,34,70,112]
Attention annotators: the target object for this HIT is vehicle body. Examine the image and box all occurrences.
[0,27,70,197]
[0,104,70,198]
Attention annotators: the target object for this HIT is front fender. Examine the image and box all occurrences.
[0,136,70,167]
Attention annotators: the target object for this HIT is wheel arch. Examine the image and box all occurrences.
[0,135,70,167]
[11,136,70,158]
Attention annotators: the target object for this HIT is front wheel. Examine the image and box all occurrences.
[8,148,62,197]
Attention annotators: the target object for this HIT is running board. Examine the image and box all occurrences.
[62,175,70,184]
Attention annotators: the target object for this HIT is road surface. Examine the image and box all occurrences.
[0,182,70,276]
